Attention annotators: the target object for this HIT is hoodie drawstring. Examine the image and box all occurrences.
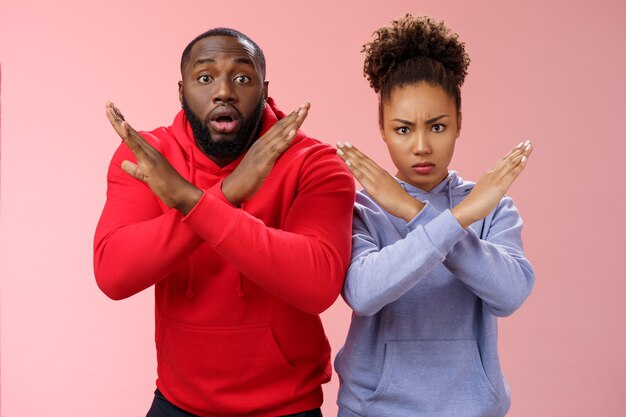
[236,276,246,298]
[183,145,246,299]
[185,146,197,299]
[447,177,453,209]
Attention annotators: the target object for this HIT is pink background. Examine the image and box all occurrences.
[1,0,625,415]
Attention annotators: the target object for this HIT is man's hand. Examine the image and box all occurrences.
[452,140,533,228]
[221,102,310,206]
[105,101,202,214]
[336,141,424,222]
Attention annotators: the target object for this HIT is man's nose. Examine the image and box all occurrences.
[212,78,235,103]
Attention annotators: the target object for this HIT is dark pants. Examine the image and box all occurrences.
[146,389,323,417]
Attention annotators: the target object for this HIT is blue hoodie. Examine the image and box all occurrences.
[334,172,534,417]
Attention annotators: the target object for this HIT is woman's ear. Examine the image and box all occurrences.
[379,106,387,142]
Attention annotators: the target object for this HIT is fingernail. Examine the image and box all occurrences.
[337,141,344,147]
[517,141,524,148]
[345,142,353,148]
[345,160,352,166]
[524,139,530,147]
[525,143,532,151]
[521,156,527,163]
[337,149,344,156]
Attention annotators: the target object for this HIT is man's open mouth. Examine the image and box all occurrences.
[209,106,240,133]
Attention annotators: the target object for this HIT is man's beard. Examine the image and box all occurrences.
[182,97,265,159]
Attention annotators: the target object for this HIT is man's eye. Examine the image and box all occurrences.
[432,124,446,133]
[198,75,212,83]
[235,75,250,83]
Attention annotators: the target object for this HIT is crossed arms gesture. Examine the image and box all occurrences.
[336,140,533,227]
[105,101,310,212]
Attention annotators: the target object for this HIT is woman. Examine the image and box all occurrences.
[334,14,534,417]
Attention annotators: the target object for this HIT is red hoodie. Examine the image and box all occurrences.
[94,98,355,416]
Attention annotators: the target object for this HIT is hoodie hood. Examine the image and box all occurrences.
[163,97,301,299]
[167,97,297,175]
[396,171,474,210]
[397,171,473,196]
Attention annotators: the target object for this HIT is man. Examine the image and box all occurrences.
[94,28,355,417]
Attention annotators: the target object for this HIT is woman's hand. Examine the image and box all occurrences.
[452,140,533,228]
[336,141,424,222]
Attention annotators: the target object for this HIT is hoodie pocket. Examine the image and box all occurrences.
[361,339,500,417]
[158,318,296,414]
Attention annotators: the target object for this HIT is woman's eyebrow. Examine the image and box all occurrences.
[391,114,449,125]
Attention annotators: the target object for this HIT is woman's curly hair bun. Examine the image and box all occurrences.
[363,14,470,93]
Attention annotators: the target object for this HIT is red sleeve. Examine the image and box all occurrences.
[183,148,356,314]
[93,143,204,300]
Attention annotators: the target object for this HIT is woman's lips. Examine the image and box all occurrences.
[412,162,435,174]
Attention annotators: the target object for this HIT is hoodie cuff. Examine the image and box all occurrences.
[204,179,236,207]
[406,201,440,230]
[422,209,467,255]
[182,184,241,246]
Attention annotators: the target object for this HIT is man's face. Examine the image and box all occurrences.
[179,36,268,161]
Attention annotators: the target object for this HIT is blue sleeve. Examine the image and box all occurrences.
[342,196,467,316]
[444,196,535,317]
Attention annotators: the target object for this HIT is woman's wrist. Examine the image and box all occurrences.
[398,196,424,222]
[450,203,473,229]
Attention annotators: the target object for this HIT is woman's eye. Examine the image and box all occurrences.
[235,75,250,83]
[431,124,446,133]
[198,75,212,83]
[396,126,410,135]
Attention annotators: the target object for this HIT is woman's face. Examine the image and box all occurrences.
[381,82,461,192]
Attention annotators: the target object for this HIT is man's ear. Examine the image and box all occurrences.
[263,81,269,102]
[178,81,184,106]
[456,111,462,139]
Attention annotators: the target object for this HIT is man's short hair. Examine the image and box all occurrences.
[180,28,266,79]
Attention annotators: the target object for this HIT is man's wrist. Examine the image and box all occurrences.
[176,185,203,215]
[221,178,243,207]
